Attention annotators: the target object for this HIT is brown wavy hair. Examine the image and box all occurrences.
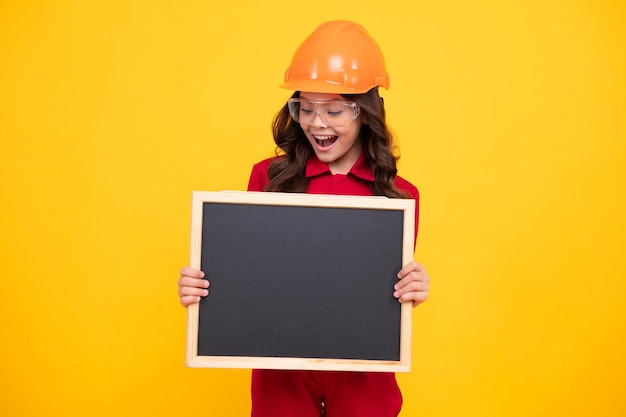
[265,88,410,198]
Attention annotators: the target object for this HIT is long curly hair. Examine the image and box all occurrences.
[265,88,410,198]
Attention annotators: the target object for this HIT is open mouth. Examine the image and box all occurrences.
[315,135,338,148]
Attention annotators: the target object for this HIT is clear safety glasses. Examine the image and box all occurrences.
[287,98,360,128]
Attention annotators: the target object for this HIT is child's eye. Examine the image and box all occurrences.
[327,110,343,117]
[300,108,314,114]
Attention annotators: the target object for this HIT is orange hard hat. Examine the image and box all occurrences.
[280,20,390,94]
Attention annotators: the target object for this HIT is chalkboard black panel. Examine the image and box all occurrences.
[198,203,403,361]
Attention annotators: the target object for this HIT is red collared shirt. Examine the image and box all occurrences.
[247,153,420,239]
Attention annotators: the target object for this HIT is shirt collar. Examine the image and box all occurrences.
[305,152,375,182]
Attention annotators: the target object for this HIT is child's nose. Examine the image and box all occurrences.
[311,112,328,128]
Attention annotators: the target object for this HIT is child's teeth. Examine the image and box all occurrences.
[316,136,337,147]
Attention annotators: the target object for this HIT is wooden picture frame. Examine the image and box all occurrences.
[186,191,415,372]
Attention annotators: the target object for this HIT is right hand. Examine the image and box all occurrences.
[178,266,210,307]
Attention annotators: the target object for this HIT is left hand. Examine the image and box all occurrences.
[394,261,430,307]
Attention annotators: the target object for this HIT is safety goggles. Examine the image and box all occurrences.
[287,98,360,127]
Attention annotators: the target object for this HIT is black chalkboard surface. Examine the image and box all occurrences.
[186,191,415,372]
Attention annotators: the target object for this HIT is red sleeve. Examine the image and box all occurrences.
[394,176,420,243]
[412,188,420,244]
[246,157,275,192]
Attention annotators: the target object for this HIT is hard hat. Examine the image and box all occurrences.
[280,20,390,94]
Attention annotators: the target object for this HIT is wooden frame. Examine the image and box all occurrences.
[186,191,415,372]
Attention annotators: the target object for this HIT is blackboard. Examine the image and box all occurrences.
[186,191,415,372]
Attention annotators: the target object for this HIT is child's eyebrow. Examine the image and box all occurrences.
[300,98,344,104]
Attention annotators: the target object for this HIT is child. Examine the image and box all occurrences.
[178,20,430,417]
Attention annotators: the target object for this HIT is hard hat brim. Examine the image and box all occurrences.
[280,79,386,95]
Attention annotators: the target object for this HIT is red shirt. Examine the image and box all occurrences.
[247,152,418,415]
[247,152,420,239]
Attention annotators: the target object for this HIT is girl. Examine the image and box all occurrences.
[178,20,430,417]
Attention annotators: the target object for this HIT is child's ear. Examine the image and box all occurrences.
[361,114,369,125]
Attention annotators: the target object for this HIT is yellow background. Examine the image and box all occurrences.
[1,1,624,416]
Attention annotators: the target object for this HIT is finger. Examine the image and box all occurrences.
[400,290,429,307]
[394,272,429,293]
[180,266,205,279]
[178,285,209,298]
[178,276,210,291]
[180,295,202,307]
[394,280,429,298]
[403,279,430,293]
[396,261,426,279]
